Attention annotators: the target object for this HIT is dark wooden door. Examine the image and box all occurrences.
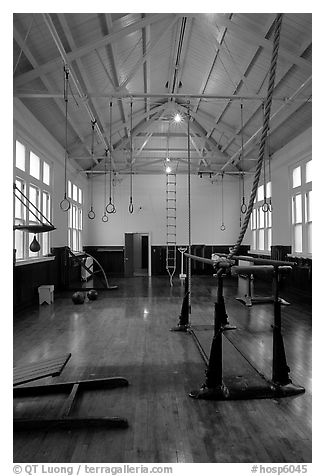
[124,233,134,277]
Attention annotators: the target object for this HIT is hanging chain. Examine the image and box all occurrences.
[88,120,96,219]
[60,65,71,211]
[129,99,134,213]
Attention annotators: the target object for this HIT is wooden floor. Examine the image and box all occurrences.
[13,275,312,463]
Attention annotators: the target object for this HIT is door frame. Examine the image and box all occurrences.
[124,232,151,277]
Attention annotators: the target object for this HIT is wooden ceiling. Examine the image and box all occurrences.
[13,13,312,176]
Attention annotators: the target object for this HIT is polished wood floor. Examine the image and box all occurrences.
[13,275,312,463]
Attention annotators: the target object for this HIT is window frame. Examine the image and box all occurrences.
[67,180,83,252]
[290,157,312,257]
[250,182,272,253]
[14,137,53,261]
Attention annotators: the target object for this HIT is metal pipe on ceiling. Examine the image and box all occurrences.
[14,90,311,102]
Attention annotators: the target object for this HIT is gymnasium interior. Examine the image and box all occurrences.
[12,11,313,465]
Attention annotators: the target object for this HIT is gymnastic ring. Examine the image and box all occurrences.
[106,201,116,214]
[262,202,269,212]
[129,203,134,214]
[88,209,96,220]
[240,203,247,214]
[60,197,71,211]
[269,202,273,212]
[102,214,109,222]
[220,224,226,231]
[113,208,117,213]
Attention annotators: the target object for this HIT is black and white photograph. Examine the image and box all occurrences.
[8,2,318,473]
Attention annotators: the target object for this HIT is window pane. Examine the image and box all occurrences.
[15,230,24,259]
[258,230,264,250]
[294,194,302,223]
[30,152,40,180]
[267,228,272,251]
[72,205,77,228]
[252,231,256,250]
[43,161,50,185]
[305,160,312,183]
[42,233,49,256]
[292,166,301,188]
[307,223,312,253]
[73,184,78,202]
[68,180,72,198]
[78,188,82,204]
[16,141,25,171]
[78,209,83,230]
[252,209,256,229]
[29,186,39,222]
[68,207,72,228]
[268,209,272,227]
[257,185,263,202]
[259,207,264,228]
[306,190,312,222]
[266,181,271,198]
[294,224,302,253]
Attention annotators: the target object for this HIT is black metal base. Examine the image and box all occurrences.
[271,382,305,398]
[189,379,305,401]
[189,383,229,400]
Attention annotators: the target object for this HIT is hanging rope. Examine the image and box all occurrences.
[262,102,270,213]
[88,120,96,219]
[106,101,116,214]
[60,65,71,212]
[102,148,109,222]
[187,103,192,317]
[240,101,247,214]
[220,172,226,231]
[228,13,283,259]
[267,130,273,212]
[129,100,134,214]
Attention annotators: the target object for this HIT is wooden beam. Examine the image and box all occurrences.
[14,13,174,88]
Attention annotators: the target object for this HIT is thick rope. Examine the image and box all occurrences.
[187,105,192,316]
[228,13,283,260]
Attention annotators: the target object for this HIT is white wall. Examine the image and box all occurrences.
[13,99,88,248]
[86,173,246,246]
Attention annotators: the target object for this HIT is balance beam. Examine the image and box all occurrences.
[183,252,294,267]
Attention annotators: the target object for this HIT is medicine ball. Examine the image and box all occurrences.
[87,289,98,301]
[72,291,85,304]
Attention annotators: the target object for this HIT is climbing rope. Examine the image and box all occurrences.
[187,104,192,316]
[220,172,226,231]
[228,13,283,260]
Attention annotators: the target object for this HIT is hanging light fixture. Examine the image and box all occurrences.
[60,65,71,212]
[87,120,96,219]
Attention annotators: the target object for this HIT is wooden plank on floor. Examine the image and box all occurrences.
[13,354,71,386]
